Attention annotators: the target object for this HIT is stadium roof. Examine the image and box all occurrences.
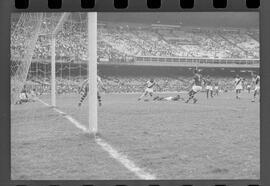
[98,12,259,28]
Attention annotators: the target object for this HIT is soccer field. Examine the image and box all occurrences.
[11,91,260,180]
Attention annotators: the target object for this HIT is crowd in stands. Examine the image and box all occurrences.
[11,19,260,62]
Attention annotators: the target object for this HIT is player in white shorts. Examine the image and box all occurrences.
[185,69,203,104]
[234,75,243,99]
[252,73,260,102]
[138,79,161,101]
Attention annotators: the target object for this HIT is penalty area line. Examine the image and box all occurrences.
[36,98,156,180]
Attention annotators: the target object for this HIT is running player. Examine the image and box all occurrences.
[78,75,106,107]
[185,69,203,104]
[234,74,243,99]
[138,79,161,101]
[204,75,213,99]
[251,73,260,102]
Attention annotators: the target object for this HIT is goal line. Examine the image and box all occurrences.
[36,97,156,180]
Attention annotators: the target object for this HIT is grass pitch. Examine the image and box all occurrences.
[11,91,259,180]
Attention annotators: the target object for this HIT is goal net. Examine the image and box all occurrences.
[11,12,98,133]
[11,13,43,104]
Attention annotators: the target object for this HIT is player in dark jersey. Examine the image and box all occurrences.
[204,75,213,99]
[185,69,203,104]
[78,76,106,107]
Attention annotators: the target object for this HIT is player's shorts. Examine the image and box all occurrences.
[214,86,218,90]
[192,85,202,93]
[145,88,154,94]
[164,96,173,101]
[235,85,243,90]
[255,85,260,91]
[205,86,213,91]
[19,93,28,100]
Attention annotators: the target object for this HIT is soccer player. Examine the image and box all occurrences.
[214,82,219,96]
[15,86,35,104]
[251,73,260,102]
[138,78,161,101]
[234,74,243,99]
[185,69,203,104]
[15,90,28,104]
[78,75,106,107]
[246,83,251,94]
[204,76,213,99]
[153,94,185,101]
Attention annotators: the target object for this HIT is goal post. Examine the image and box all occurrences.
[12,12,98,134]
[51,37,56,107]
[51,13,70,107]
[87,12,98,134]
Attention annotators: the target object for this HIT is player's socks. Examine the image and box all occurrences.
[252,93,256,102]
[153,96,159,101]
[185,97,192,103]
[186,90,195,103]
[78,92,87,106]
[138,95,144,100]
[97,93,102,106]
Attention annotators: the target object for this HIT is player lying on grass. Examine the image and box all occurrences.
[251,72,260,102]
[185,69,204,104]
[138,79,161,101]
[15,87,36,104]
[78,75,106,107]
[153,94,185,101]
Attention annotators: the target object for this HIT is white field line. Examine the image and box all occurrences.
[95,137,156,180]
[36,98,156,180]
[37,98,50,107]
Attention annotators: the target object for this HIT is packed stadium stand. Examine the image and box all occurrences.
[11,20,260,63]
[11,14,259,95]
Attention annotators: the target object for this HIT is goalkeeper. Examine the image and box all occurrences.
[78,75,106,107]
